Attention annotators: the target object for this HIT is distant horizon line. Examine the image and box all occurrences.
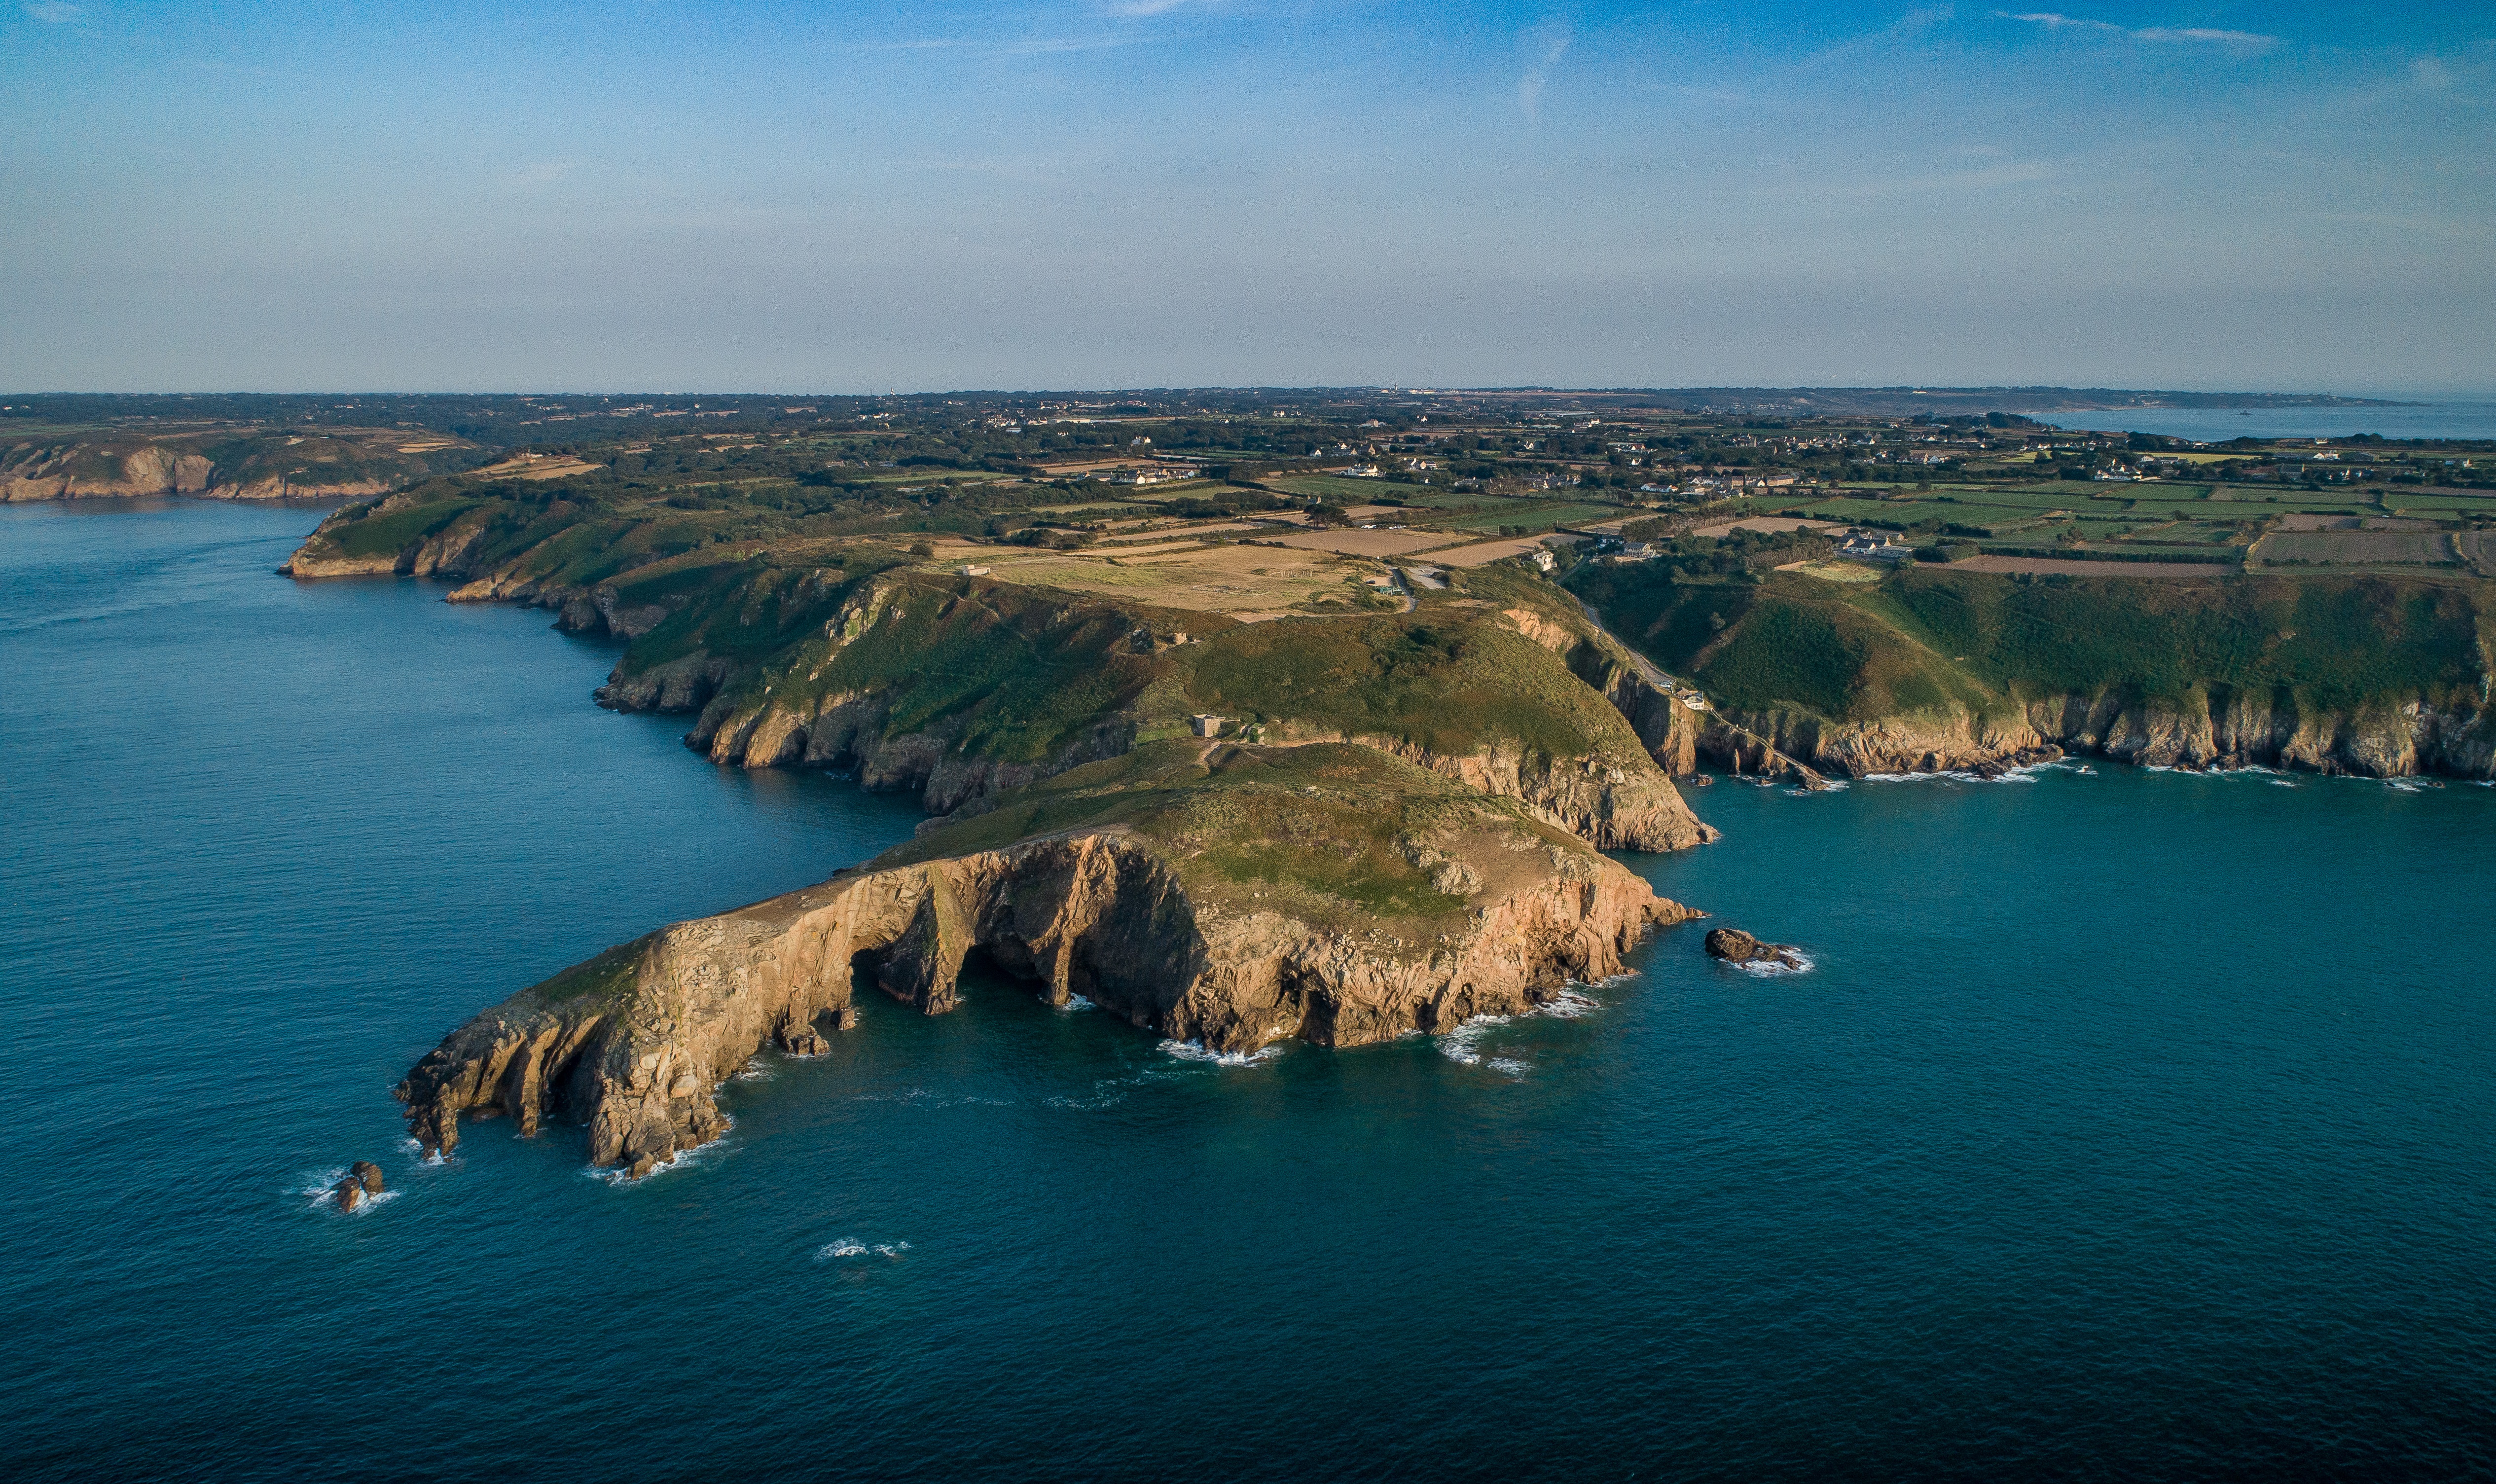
[7,385,2493,400]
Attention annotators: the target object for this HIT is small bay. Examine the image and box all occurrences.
[4,501,2493,1480]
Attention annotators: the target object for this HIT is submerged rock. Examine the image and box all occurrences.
[1704,927,1806,970]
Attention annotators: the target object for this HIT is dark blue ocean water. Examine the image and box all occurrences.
[5,500,2495,1481]
[2046,398,2496,444]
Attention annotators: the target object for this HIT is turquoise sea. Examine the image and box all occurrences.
[5,500,2495,1480]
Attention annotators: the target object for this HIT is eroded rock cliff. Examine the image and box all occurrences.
[399,743,1697,1176]
[1722,688,2496,779]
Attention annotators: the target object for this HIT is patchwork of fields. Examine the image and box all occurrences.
[1723,477,2496,572]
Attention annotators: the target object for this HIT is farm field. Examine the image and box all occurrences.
[1777,559,1884,583]
[2251,531,2461,566]
[1436,536,1557,567]
[1262,474,1439,503]
[1435,500,1627,532]
[1696,517,1845,537]
[1270,527,1455,558]
[907,537,1368,615]
[1953,555,2235,577]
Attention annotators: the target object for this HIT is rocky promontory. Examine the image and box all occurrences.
[399,743,1697,1176]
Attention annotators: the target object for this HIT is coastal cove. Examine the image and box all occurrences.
[7,501,2496,1479]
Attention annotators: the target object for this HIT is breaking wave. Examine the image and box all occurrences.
[1728,950,1815,977]
[1863,763,2048,784]
[581,1119,735,1185]
[1439,987,1603,1069]
[296,1168,401,1215]
[1158,1039,1283,1067]
[816,1239,912,1262]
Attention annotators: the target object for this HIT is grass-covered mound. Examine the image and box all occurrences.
[1187,615,1611,758]
[881,740,1590,932]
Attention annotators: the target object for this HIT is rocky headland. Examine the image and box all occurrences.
[281,489,1723,1178]
[5,427,481,504]
[398,744,1696,1176]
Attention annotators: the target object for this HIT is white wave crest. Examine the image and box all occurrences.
[1729,949,1814,977]
[582,1119,735,1185]
[1439,986,1601,1067]
[1056,993,1095,1012]
[1158,1039,1283,1066]
[816,1238,911,1262]
[1439,1013,1513,1065]
[296,1168,401,1214]
[1863,763,2047,784]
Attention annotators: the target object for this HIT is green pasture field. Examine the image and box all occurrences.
[2254,531,2460,566]
[1793,499,1899,521]
[2388,493,2496,516]
[1435,501,1628,532]
[1264,474,1440,504]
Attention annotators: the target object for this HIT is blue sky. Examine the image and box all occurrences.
[3,1,2489,392]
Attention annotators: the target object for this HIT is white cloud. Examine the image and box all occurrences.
[2132,27,2277,54]
[2003,11,2122,33]
[1998,11,2278,54]
[23,1,83,22]
[1519,28,1571,123]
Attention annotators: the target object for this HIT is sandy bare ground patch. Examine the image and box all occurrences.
[470,454,602,481]
[1777,559,1884,583]
[930,542,1363,614]
[1435,537,1553,567]
[1952,555,2236,577]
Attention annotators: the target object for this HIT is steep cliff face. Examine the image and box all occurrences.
[1724,689,2496,778]
[1567,562,2496,781]
[8,429,471,503]
[3,442,212,501]
[1296,729,1715,851]
[399,748,1697,1176]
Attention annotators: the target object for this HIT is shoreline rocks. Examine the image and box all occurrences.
[398,826,1697,1179]
[1704,927,1807,971]
[332,1160,386,1211]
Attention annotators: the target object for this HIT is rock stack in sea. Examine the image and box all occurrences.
[1704,928,1807,971]
[333,1160,385,1211]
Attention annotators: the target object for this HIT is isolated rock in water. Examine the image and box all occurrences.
[1704,927,1806,970]
[333,1178,363,1212]
[349,1160,385,1196]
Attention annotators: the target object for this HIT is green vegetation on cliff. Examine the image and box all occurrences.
[1570,560,2495,724]
[882,740,1579,928]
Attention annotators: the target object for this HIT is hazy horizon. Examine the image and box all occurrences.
[7,2,2491,394]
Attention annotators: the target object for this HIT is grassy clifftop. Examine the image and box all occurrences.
[1570,562,2496,724]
